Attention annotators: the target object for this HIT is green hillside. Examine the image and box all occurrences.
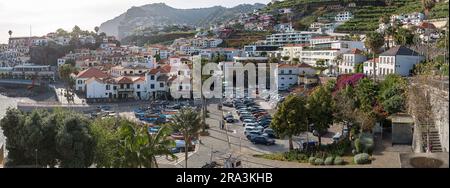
[264,0,448,34]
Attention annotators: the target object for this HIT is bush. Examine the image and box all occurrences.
[354,153,371,164]
[324,157,334,165]
[309,157,316,165]
[354,133,374,154]
[334,156,344,165]
[314,158,324,165]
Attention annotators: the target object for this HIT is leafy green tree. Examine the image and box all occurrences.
[333,86,358,132]
[271,95,308,151]
[292,58,300,65]
[115,121,148,168]
[354,78,379,131]
[355,78,379,113]
[365,32,385,54]
[394,28,415,46]
[422,0,436,16]
[56,115,95,168]
[23,110,58,167]
[90,118,119,168]
[378,74,408,115]
[282,56,290,61]
[0,108,28,166]
[145,125,176,168]
[269,57,279,64]
[154,54,161,62]
[171,108,201,168]
[307,85,333,146]
[355,63,364,73]
[315,59,328,75]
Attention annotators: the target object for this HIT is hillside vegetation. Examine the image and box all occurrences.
[121,32,196,46]
[264,0,448,33]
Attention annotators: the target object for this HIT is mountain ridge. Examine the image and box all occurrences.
[99,3,266,39]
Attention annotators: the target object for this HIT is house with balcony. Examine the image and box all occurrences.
[10,64,55,80]
[74,67,108,92]
[337,49,367,74]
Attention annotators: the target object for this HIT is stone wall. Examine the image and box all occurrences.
[408,83,449,152]
[427,86,449,152]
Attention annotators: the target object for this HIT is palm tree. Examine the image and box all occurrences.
[145,125,177,168]
[172,107,201,168]
[116,123,147,168]
[116,123,175,168]
[334,54,343,75]
[8,30,12,38]
[364,32,385,80]
[422,0,436,17]
[94,26,100,34]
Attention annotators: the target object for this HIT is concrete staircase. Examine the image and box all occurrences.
[421,125,443,153]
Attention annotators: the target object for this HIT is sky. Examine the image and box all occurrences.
[0,0,271,44]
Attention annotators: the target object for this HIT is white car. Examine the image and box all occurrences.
[244,122,259,127]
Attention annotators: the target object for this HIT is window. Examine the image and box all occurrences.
[160,83,164,88]
[281,77,285,80]
[78,80,82,84]
[179,85,183,90]
[150,84,155,89]
[113,86,117,90]
[280,70,285,74]
[151,75,155,80]
[289,77,293,80]
[288,70,292,74]
[137,84,140,89]
[106,85,110,90]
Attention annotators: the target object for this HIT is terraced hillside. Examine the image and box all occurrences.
[264,0,449,33]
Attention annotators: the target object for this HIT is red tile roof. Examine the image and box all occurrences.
[298,63,313,68]
[418,22,436,30]
[278,64,296,68]
[345,48,363,55]
[115,76,133,84]
[76,67,108,78]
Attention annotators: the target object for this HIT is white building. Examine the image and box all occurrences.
[274,23,294,33]
[337,49,367,74]
[281,44,308,60]
[310,36,336,46]
[74,67,108,92]
[277,63,317,90]
[363,58,379,76]
[278,64,298,90]
[265,31,318,46]
[377,45,424,76]
[334,12,353,22]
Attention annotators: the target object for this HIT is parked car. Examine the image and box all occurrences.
[332,132,342,143]
[246,130,264,140]
[244,126,263,135]
[251,136,275,145]
[222,101,234,107]
[263,128,277,139]
[240,115,255,121]
[223,113,233,120]
[244,122,259,127]
[226,117,234,123]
